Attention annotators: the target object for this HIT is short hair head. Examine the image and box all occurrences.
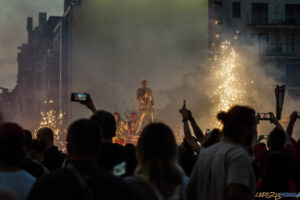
[217,105,257,144]
[67,119,103,156]
[37,127,54,142]
[141,80,148,88]
[0,123,26,166]
[90,110,116,139]
[268,127,285,151]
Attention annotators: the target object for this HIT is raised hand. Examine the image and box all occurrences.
[80,94,97,113]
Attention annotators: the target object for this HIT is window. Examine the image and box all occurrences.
[233,2,241,18]
[286,34,300,54]
[286,4,300,25]
[252,33,268,53]
[286,64,300,86]
[252,3,268,24]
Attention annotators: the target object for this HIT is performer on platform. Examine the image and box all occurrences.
[113,112,126,144]
[136,80,155,132]
[127,112,138,135]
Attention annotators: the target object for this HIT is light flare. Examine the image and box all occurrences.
[211,41,249,127]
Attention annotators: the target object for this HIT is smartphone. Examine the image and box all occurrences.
[205,129,211,134]
[71,93,89,102]
[183,100,186,108]
[263,135,268,139]
[113,161,126,177]
[257,113,271,120]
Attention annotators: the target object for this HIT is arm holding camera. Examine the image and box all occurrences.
[269,112,284,131]
[269,112,292,145]
[80,95,97,114]
[188,111,205,143]
[179,105,200,153]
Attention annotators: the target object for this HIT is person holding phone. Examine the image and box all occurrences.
[179,100,220,154]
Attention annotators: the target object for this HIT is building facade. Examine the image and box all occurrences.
[209,0,300,97]
[0,13,63,130]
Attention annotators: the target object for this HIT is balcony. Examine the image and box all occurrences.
[247,13,300,29]
[258,44,300,59]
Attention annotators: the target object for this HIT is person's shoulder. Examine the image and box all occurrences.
[209,141,249,158]
[34,168,71,185]
[124,176,153,194]
[19,170,36,182]
[103,142,125,151]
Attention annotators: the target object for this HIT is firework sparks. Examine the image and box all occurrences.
[211,41,249,126]
[34,100,66,152]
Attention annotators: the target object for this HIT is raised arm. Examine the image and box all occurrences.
[270,112,284,131]
[270,112,291,145]
[286,111,298,138]
[179,107,200,152]
[81,94,97,114]
[188,111,205,145]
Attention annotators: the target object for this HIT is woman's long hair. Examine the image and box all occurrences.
[135,123,183,185]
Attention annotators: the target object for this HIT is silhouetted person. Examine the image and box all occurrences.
[28,119,137,200]
[179,105,221,153]
[21,130,48,178]
[126,123,186,200]
[37,127,65,171]
[91,110,127,172]
[179,139,197,176]
[256,151,298,194]
[0,123,36,200]
[188,105,257,200]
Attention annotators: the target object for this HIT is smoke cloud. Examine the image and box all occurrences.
[69,0,299,140]
[0,0,63,88]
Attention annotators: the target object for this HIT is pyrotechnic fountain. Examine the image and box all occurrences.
[34,100,66,151]
[210,41,252,127]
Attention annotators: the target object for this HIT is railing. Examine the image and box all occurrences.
[247,13,300,26]
[257,43,300,57]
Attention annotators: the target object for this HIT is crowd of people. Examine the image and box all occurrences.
[0,102,299,200]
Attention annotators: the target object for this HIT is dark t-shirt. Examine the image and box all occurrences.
[42,146,66,171]
[21,158,47,178]
[98,143,127,172]
[27,164,137,200]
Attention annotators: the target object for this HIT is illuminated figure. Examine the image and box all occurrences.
[136,80,155,132]
[127,112,138,135]
[113,112,126,144]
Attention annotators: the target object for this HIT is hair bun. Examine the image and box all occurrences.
[217,111,228,122]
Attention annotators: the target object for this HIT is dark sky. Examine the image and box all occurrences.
[0,0,63,89]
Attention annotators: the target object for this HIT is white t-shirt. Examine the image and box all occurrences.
[0,170,36,200]
[190,138,256,200]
